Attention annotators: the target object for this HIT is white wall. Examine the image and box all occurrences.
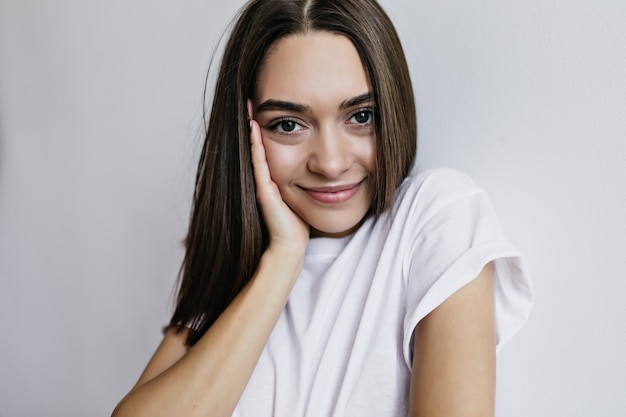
[0,0,624,416]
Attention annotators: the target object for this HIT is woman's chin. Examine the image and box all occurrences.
[308,218,366,238]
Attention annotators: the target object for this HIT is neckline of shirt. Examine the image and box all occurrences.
[305,233,354,258]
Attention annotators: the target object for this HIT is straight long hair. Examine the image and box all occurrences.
[170,0,417,346]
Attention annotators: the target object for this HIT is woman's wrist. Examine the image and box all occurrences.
[262,244,306,275]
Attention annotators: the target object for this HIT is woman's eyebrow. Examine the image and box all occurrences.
[256,100,310,113]
[255,92,373,114]
[339,92,374,110]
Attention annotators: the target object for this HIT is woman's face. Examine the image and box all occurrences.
[253,32,376,237]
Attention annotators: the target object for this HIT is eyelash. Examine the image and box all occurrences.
[266,117,303,134]
[265,107,375,135]
[348,108,374,126]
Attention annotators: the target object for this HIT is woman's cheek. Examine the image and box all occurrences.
[261,137,304,183]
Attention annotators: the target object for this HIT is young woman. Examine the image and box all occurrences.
[113,0,533,416]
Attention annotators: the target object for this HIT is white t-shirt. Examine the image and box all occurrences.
[233,168,534,417]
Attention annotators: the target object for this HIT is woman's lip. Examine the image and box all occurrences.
[301,181,363,203]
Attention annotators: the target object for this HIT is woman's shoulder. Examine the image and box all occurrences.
[400,167,478,194]
[395,167,483,211]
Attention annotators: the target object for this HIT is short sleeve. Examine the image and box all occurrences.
[400,169,534,367]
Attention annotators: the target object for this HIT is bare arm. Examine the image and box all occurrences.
[112,118,309,417]
[409,263,496,417]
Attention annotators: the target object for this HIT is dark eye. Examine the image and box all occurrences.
[268,118,303,134]
[279,120,298,132]
[350,110,373,125]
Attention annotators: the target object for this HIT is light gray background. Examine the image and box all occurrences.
[1,0,625,416]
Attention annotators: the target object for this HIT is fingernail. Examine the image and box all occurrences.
[249,120,252,131]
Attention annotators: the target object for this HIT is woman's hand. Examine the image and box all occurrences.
[248,102,309,255]
[112,114,311,417]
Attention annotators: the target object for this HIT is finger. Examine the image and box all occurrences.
[249,119,267,174]
[249,119,277,203]
[247,99,254,121]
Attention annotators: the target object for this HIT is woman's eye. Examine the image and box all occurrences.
[269,119,302,133]
[350,110,373,125]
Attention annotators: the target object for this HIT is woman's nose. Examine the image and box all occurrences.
[306,127,353,178]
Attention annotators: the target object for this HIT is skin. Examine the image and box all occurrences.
[253,33,376,237]
[111,32,496,417]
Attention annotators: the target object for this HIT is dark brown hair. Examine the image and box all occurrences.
[169,0,416,346]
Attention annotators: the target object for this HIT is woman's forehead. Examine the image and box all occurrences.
[255,32,371,107]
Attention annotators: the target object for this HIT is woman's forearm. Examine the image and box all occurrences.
[112,247,304,417]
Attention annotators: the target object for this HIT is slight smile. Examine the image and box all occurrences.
[300,180,365,204]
